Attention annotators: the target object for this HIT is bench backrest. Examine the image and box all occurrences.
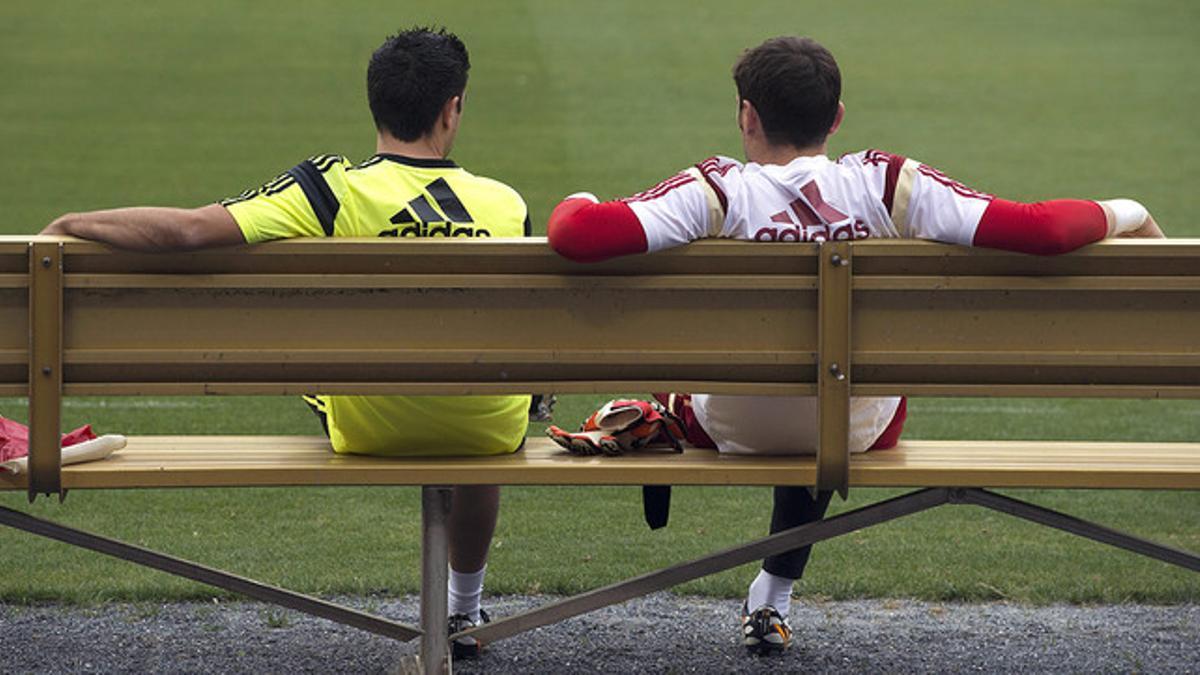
[2,236,1197,498]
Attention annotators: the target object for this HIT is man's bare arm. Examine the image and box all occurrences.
[40,204,246,251]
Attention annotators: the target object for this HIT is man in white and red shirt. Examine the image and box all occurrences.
[547,36,1164,655]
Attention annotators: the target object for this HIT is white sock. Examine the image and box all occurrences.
[448,566,486,621]
[747,569,795,617]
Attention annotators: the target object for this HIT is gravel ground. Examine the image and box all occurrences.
[2,595,1196,674]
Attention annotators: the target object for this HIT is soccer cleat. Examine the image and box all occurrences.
[741,602,793,655]
[448,608,490,659]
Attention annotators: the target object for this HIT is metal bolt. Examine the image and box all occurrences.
[829,363,846,381]
[42,366,52,376]
[41,256,52,268]
[830,254,849,267]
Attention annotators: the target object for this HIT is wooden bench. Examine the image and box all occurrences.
[1,236,1197,673]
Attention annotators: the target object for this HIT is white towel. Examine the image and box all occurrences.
[0,434,127,474]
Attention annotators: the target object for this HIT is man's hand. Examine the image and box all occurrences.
[1099,199,1165,239]
[1120,213,1166,239]
[39,204,246,251]
[40,216,73,236]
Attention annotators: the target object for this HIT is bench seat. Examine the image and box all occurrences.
[4,436,1196,491]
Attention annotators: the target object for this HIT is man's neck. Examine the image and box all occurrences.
[745,141,826,166]
[376,133,447,160]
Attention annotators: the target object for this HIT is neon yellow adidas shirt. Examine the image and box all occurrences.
[223,153,531,456]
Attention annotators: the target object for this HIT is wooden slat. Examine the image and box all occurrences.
[851,237,1200,277]
[2,437,1195,491]
[60,285,817,385]
[66,273,817,291]
[59,381,821,397]
[40,236,821,277]
[853,289,1198,364]
[855,275,1200,291]
[854,351,1200,367]
[63,348,817,366]
[852,383,1200,398]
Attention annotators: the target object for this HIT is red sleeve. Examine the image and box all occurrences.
[547,198,649,263]
[972,198,1107,256]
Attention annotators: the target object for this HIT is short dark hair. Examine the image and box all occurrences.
[733,37,841,149]
[367,27,470,141]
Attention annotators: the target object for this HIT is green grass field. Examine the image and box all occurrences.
[0,1,1197,605]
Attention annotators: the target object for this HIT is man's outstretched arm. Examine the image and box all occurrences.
[547,193,648,262]
[972,198,1164,255]
[41,204,245,251]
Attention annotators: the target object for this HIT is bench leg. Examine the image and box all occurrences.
[955,488,1200,572]
[0,505,421,640]
[419,486,452,674]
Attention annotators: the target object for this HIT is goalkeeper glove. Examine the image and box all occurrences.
[546,399,686,456]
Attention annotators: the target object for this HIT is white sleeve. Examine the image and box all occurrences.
[624,162,733,252]
[888,159,993,246]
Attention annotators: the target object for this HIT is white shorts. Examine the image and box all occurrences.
[692,394,902,455]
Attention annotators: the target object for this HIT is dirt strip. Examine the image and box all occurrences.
[3,595,1196,673]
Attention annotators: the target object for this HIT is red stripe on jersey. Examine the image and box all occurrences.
[882,154,906,212]
[548,198,648,262]
[696,156,735,177]
[625,176,676,202]
[916,164,992,202]
[861,149,893,166]
[624,173,695,203]
[625,176,688,202]
[694,161,729,214]
[860,149,908,212]
[972,198,1106,255]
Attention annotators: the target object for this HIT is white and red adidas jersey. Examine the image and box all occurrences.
[622,149,995,455]
[624,150,993,253]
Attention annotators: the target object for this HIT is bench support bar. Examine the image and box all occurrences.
[3,484,1195,666]
[462,487,951,646]
[957,488,1200,572]
[0,505,421,641]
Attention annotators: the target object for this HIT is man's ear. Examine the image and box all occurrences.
[828,101,845,136]
[442,95,463,129]
[738,99,761,136]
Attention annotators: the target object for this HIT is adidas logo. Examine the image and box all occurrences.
[379,178,491,238]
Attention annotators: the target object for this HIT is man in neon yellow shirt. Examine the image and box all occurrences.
[43,27,527,657]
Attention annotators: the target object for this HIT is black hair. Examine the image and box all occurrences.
[733,37,841,149]
[367,27,470,141]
